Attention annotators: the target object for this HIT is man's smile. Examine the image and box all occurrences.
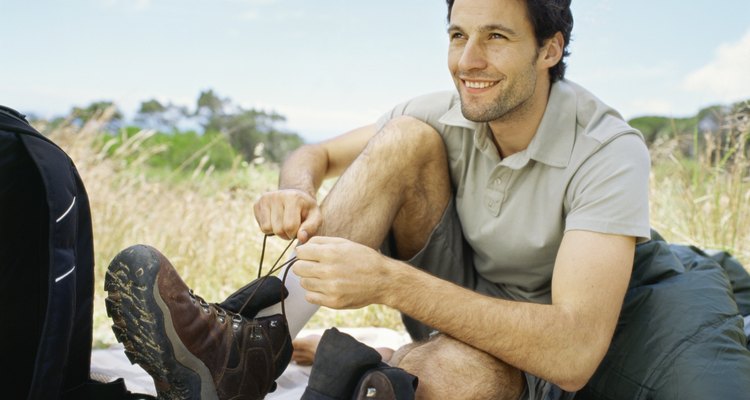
[463,80,498,89]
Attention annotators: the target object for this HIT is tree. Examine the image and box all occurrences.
[195,89,230,133]
[70,100,123,128]
[136,99,188,132]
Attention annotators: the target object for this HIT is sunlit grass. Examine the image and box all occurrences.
[649,109,750,265]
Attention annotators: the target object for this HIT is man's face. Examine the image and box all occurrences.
[447,0,544,123]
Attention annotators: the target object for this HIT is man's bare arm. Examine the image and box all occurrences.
[390,230,634,391]
[294,230,634,391]
[254,124,376,241]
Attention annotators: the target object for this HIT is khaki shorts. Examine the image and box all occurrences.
[381,198,574,400]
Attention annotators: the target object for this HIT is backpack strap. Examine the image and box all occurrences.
[0,105,95,399]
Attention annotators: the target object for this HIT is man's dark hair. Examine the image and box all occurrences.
[446,0,573,83]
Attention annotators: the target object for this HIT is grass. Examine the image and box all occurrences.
[47,118,403,349]
[45,107,750,349]
[648,109,750,264]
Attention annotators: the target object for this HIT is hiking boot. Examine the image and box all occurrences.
[104,244,292,400]
[353,367,419,400]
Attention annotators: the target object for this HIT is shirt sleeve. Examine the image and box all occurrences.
[564,132,652,243]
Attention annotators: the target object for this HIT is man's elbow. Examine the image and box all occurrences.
[556,372,593,392]
[556,344,609,392]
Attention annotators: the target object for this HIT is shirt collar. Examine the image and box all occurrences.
[525,80,577,168]
[437,80,577,169]
[438,101,478,130]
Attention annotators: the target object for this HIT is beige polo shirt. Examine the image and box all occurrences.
[376,80,651,303]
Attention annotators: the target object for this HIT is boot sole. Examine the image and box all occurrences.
[105,245,218,400]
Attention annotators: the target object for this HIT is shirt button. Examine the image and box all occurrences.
[494,178,502,186]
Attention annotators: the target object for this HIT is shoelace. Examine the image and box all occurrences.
[187,234,298,327]
[253,234,299,321]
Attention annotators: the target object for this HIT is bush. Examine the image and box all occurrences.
[99,126,239,172]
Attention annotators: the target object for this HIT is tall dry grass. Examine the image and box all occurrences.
[649,107,750,266]
[47,116,402,348]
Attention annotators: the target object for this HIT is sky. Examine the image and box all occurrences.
[2,0,749,142]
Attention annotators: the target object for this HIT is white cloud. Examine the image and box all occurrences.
[683,30,750,101]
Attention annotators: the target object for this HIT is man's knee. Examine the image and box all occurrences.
[368,116,445,163]
[393,334,524,400]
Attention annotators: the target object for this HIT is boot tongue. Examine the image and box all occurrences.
[219,276,288,319]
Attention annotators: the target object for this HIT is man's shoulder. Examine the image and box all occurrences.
[560,80,644,145]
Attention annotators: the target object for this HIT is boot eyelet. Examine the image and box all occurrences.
[216,309,227,323]
[198,298,211,313]
[232,314,243,330]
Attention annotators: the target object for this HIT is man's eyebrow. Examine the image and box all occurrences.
[447,23,518,37]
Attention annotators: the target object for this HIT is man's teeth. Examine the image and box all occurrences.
[465,81,497,89]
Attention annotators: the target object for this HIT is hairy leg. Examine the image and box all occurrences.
[393,334,524,400]
[258,117,452,337]
[318,116,452,258]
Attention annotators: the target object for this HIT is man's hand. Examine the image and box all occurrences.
[253,189,322,243]
[293,236,396,309]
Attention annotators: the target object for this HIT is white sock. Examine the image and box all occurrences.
[255,261,319,339]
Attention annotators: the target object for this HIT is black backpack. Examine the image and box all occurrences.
[0,105,152,399]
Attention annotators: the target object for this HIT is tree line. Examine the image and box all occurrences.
[39,89,304,168]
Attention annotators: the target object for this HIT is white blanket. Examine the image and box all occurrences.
[90,327,411,399]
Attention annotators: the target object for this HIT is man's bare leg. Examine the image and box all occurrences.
[392,334,524,400]
[317,115,452,258]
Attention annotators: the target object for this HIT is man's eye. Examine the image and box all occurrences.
[490,33,506,40]
[450,32,465,40]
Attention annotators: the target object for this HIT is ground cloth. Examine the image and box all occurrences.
[90,327,411,399]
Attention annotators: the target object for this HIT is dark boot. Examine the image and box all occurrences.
[353,367,418,400]
[302,328,419,400]
[302,328,383,400]
[105,244,292,400]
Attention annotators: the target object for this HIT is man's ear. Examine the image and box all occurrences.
[539,31,564,69]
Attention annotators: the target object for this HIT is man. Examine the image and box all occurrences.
[253,0,649,398]
[106,0,650,398]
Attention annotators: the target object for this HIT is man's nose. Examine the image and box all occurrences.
[458,39,488,71]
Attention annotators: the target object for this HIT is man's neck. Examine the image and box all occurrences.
[488,79,552,159]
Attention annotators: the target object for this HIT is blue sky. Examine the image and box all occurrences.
[2,0,749,142]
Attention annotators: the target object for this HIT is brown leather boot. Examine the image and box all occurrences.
[105,244,292,400]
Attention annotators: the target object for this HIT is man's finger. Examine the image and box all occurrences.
[283,203,302,240]
[254,201,273,234]
[270,203,290,239]
[298,208,322,243]
[291,258,320,277]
